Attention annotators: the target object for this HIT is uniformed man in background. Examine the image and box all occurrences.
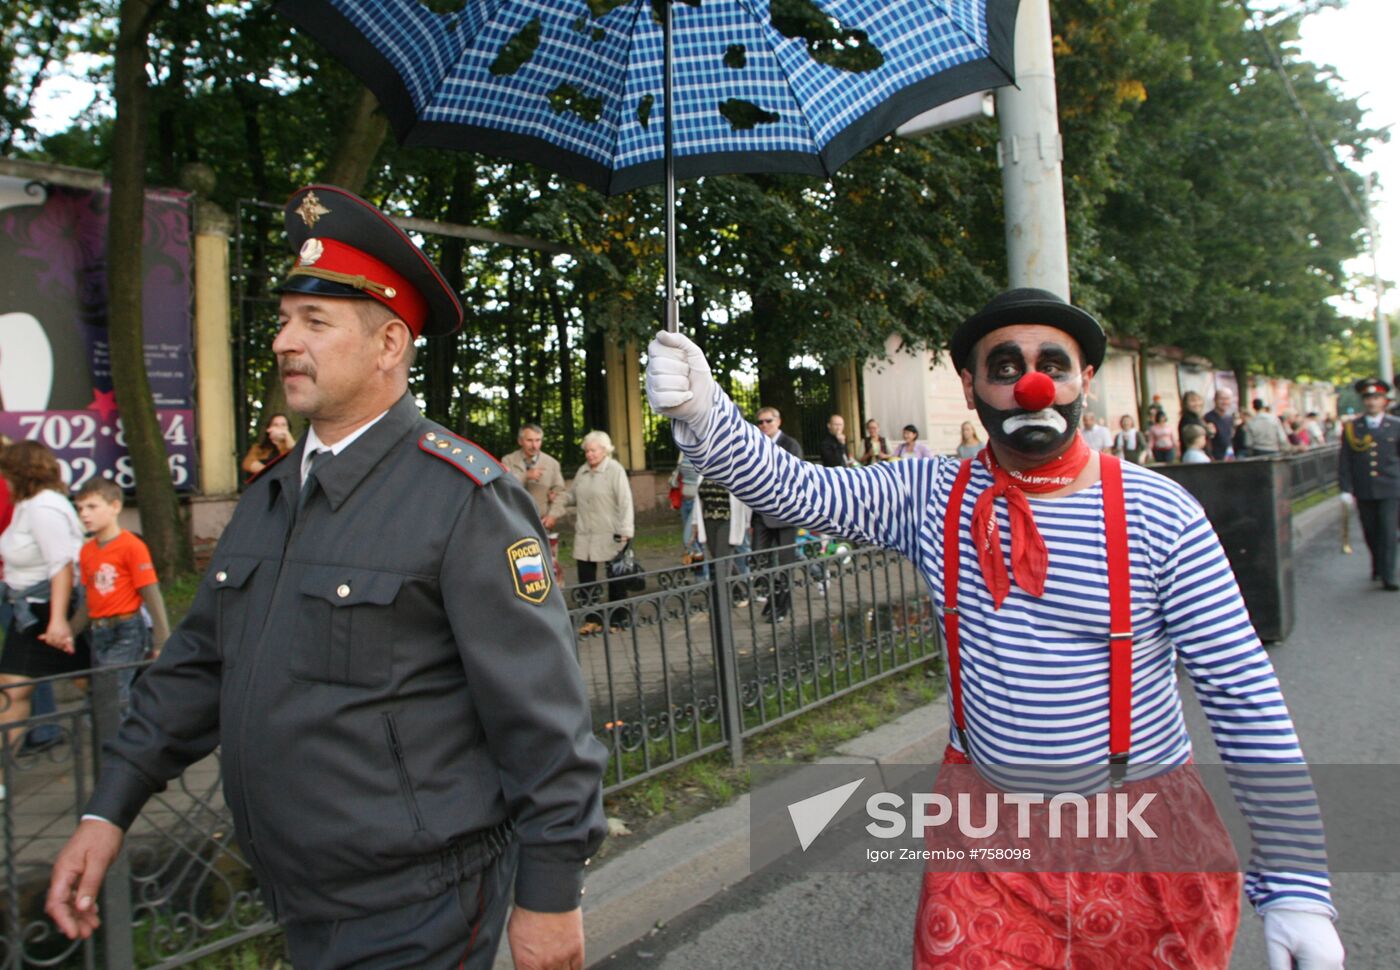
[46,185,607,969]
[1339,377,1400,591]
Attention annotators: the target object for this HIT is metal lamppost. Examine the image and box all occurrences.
[1365,172,1393,385]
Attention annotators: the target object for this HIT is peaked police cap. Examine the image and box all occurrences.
[276,184,464,338]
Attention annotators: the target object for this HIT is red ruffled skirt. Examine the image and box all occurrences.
[913,746,1242,969]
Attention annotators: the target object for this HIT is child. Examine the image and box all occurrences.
[1181,424,1211,464]
[73,479,170,709]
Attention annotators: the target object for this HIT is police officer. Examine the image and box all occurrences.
[46,186,608,969]
[1338,377,1400,591]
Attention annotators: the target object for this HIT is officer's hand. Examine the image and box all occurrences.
[1339,492,1355,507]
[46,818,124,940]
[508,905,584,970]
[646,330,715,427]
[1263,909,1345,969]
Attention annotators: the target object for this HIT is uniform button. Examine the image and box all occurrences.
[215,571,227,583]
[337,584,351,598]
[580,887,587,897]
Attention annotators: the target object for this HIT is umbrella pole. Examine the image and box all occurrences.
[663,0,679,332]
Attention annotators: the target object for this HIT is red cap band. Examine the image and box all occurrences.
[290,236,429,335]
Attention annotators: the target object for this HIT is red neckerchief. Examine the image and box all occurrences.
[971,433,1092,608]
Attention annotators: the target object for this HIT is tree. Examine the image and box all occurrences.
[107,0,193,578]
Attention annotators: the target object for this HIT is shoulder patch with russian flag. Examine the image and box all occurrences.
[507,537,551,604]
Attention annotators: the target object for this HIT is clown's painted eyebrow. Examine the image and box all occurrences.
[1035,343,1074,368]
[982,342,1024,369]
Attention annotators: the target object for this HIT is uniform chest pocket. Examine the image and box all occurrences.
[210,556,262,670]
[290,566,404,688]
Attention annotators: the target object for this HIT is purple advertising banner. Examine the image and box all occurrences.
[0,176,196,491]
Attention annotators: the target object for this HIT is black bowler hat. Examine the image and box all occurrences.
[275,185,463,338]
[1355,377,1391,398]
[950,288,1107,373]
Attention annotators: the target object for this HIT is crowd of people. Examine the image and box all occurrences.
[1067,387,1339,466]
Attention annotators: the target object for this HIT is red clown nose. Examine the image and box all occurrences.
[1014,372,1057,412]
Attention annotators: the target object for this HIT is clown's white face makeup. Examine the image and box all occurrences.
[959,324,1095,466]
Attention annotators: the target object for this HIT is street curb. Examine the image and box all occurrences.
[1292,493,1340,550]
[556,704,950,968]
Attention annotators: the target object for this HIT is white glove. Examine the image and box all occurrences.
[1338,492,1354,507]
[646,330,717,428]
[1264,909,1345,969]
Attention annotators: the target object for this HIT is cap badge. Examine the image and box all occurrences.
[296,191,331,229]
[298,238,324,266]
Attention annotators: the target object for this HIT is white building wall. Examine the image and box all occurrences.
[1090,347,1139,429]
[862,336,986,456]
[1145,359,1182,426]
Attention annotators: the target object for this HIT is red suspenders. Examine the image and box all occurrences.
[942,454,1134,785]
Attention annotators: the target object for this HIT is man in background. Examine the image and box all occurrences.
[1204,388,1237,460]
[1081,411,1113,452]
[502,423,569,581]
[502,424,568,532]
[753,406,803,621]
[1245,398,1292,457]
[819,414,854,468]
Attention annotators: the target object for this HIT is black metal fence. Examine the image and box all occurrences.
[0,540,935,967]
[568,542,938,792]
[1282,443,1339,500]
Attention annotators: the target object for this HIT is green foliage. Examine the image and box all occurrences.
[489,17,541,77]
[771,0,885,73]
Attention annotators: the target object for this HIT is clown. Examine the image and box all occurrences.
[645,288,1343,969]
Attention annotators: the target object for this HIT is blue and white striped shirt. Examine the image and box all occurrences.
[675,390,1333,913]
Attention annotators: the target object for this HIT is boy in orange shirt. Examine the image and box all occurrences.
[73,479,170,708]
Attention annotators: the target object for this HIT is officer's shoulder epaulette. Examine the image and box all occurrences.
[418,428,505,486]
[244,446,292,485]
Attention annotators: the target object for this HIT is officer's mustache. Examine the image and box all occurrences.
[279,358,316,381]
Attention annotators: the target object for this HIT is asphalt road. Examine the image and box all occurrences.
[598,514,1399,969]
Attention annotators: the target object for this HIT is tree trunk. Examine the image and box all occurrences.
[426,163,473,427]
[318,87,388,195]
[109,0,193,579]
[752,291,796,422]
[547,274,574,451]
[583,318,607,437]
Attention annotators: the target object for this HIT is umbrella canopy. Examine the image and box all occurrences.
[278,0,1020,196]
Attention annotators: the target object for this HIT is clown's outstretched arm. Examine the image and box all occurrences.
[645,330,942,561]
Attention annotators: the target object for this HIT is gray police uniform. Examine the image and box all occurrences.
[1338,412,1400,587]
[86,392,607,966]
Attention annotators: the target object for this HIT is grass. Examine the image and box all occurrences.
[1292,484,1338,516]
[162,572,203,626]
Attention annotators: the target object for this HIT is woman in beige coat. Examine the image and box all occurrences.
[567,430,634,634]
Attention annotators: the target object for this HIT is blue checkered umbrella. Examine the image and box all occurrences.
[278,0,1021,326]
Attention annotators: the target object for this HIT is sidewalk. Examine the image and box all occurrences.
[519,493,1344,970]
